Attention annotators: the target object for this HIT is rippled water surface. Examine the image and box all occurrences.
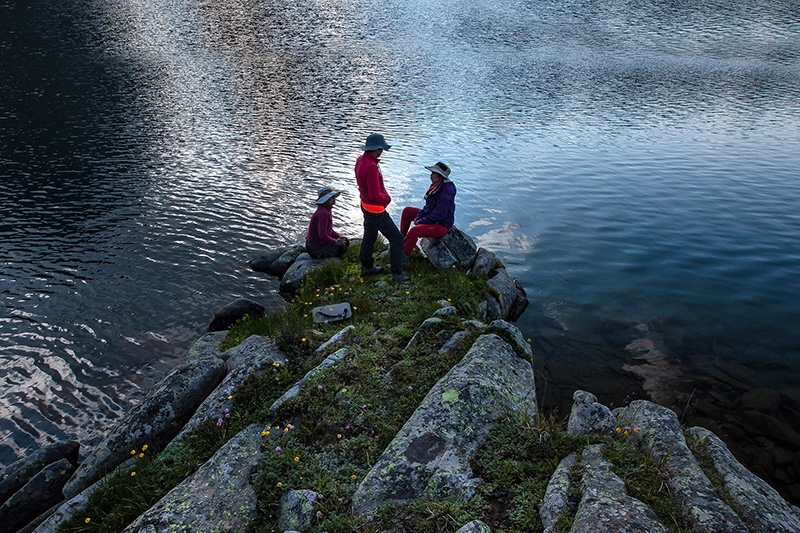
[2,0,799,498]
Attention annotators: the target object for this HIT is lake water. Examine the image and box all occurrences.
[2,0,799,501]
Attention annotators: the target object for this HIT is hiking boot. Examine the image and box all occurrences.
[361,266,383,276]
[392,272,410,282]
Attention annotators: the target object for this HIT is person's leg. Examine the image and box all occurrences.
[375,212,405,275]
[403,223,448,256]
[400,207,420,235]
[307,241,340,259]
[360,210,379,269]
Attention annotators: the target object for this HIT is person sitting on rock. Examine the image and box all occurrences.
[400,162,456,257]
[305,185,349,259]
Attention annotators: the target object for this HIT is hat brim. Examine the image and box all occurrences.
[316,191,341,204]
[362,143,391,151]
[425,165,449,178]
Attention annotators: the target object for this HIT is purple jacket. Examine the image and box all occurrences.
[415,180,456,228]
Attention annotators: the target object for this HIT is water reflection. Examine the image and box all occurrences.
[1,0,799,504]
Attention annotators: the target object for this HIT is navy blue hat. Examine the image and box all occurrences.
[362,133,391,151]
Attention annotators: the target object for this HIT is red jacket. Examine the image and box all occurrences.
[355,152,391,211]
[306,204,339,245]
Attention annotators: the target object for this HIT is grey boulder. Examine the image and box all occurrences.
[352,333,537,514]
[123,424,262,533]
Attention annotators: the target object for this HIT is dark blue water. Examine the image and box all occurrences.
[2,0,799,499]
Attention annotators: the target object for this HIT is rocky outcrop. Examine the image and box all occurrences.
[122,424,262,532]
[277,490,322,531]
[540,452,577,532]
[249,244,306,277]
[170,335,287,445]
[615,400,749,532]
[62,338,228,499]
[250,231,528,322]
[270,347,349,415]
[572,444,671,532]
[0,458,76,533]
[208,297,266,331]
[567,390,616,436]
[418,226,478,272]
[279,253,340,297]
[0,440,78,506]
[351,333,538,514]
[686,426,800,532]
[540,396,800,532]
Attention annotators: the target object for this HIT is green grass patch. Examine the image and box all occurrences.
[58,244,686,533]
[604,432,693,532]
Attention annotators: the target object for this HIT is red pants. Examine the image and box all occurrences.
[400,207,449,256]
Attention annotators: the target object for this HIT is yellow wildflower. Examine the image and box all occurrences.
[131,471,136,477]
[139,453,144,458]
[130,449,136,455]
[337,434,342,439]
[294,456,300,462]
[351,474,357,480]
[141,444,148,451]
[276,482,282,488]
[85,518,91,524]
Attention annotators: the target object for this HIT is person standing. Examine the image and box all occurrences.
[400,162,456,256]
[355,133,409,282]
[305,185,349,259]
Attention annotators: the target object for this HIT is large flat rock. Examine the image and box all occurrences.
[352,333,537,514]
[123,424,262,533]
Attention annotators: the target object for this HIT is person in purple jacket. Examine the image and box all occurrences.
[400,162,456,257]
[306,185,349,259]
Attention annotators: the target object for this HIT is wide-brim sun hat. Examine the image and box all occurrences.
[424,161,451,178]
[362,133,391,151]
[316,185,342,204]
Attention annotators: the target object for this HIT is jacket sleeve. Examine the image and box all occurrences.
[416,184,455,225]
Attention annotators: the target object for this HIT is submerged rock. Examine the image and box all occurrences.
[351,333,537,514]
[122,424,262,532]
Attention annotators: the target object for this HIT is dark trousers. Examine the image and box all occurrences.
[306,239,348,259]
[360,208,404,274]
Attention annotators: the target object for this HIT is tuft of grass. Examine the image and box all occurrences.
[604,430,693,532]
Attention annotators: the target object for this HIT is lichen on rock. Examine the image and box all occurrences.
[351,333,537,514]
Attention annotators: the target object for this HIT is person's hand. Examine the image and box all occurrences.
[336,237,347,245]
